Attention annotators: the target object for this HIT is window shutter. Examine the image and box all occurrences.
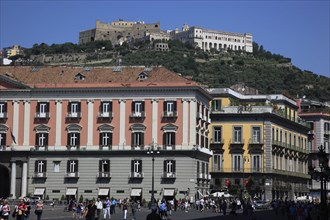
[76,133,80,146]
[0,133,6,145]
[139,160,142,172]
[173,160,176,172]
[109,102,113,112]
[99,133,102,146]
[131,160,134,172]
[35,133,39,146]
[44,161,47,172]
[77,103,81,112]
[131,133,134,146]
[163,133,166,146]
[68,102,71,112]
[142,102,145,112]
[109,133,113,145]
[163,160,167,172]
[163,101,167,111]
[211,101,215,111]
[141,133,144,146]
[3,103,7,112]
[45,133,49,146]
[99,160,102,172]
[36,103,40,113]
[46,103,49,112]
[172,133,176,146]
[35,161,38,172]
[67,161,70,172]
[67,133,70,146]
[173,101,177,111]
[76,160,79,172]
[131,101,135,112]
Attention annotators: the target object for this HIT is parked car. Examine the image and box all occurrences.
[254,200,270,209]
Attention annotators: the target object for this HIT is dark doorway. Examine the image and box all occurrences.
[0,164,10,198]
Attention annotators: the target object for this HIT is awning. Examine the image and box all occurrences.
[34,188,45,195]
[98,188,109,196]
[66,188,77,195]
[131,189,141,196]
[163,189,175,196]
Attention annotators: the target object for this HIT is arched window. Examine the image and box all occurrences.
[66,124,81,150]
[98,124,113,150]
[34,124,50,150]
[162,124,178,150]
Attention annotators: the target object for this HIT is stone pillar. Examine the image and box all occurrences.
[87,100,94,147]
[151,99,158,143]
[23,100,30,146]
[189,99,197,146]
[55,100,62,146]
[182,99,189,147]
[21,161,28,198]
[10,161,16,199]
[119,100,126,148]
[12,100,19,145]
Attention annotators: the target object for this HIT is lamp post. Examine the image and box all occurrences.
[147,141,160,208]
[309,145,329,220]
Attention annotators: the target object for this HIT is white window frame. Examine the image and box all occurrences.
[252,155,261,172]
[133,132,143,146]
[166,102,174,113]
[69,160,78,173]
[232,154,242,172]
[252,127,261,143]
[37,160,46,173]
[213,126,222,143]
[134,160,141,173]
[213,154,223,171]
[233,127,242,143]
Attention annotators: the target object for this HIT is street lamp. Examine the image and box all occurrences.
[308,144,329,220]
[147,140,160,208]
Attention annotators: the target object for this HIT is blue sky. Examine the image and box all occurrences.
[1,0,329,77]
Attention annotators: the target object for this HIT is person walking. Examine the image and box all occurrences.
[85,201,97,220]
[95,198,103,220]
[146,206,161,220]
[16,200,27,220]
[103,197,111,220]
[34,200,44,220]
[1,200,11,220]
[122,201,128,220]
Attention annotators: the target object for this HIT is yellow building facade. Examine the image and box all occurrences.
[208,88,310,201]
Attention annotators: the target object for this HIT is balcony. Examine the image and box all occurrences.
[33,172,47,178]
[162,111,178,118]
[324,130,330,136]
[162,172,176,179]
[210,139,224,151]
[0,112,8,119]
[129,172,144,178]
[35,145,48,151]
[273,169,309,178]
[248,139,264,152]
[34,112,50,119]
[66,112,82,119]
[99,145,112,150]
[97,111,113,119]
[131,145,144,150]
[250,167,263,173]
[66,145,80,151]
[97,172,112,178]
[163,145,175,150]
[198,173,210,180]
[130,111,146,119]
[65,172,79,178]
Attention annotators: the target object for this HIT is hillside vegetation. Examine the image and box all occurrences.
[11,40,330,101]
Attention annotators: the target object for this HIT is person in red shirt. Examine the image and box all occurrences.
[16,200,27,220]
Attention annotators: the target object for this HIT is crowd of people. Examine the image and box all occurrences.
[0,198,44,220]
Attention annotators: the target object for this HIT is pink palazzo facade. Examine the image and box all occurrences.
[0,66,212,201]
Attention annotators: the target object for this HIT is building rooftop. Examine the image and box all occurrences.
[0,66,199,89]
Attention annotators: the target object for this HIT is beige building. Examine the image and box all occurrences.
[172,24,253,53]
[79,19,161,45]
[3,45,24,58]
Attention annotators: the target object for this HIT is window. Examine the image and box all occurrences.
[0,132,6,147]
[232,154,242,172]
[164,160,176,174]
[35,160,47,173]
[35,133,48,147]
[67,160,78,173]
[212,126,222,143]
[132,101,144,117]
[252,155,261,172]
[131,160,142,175]
[36,102,49,118]
[100,132,112,146]
[233,127,242,143]
[54,161,60,172]
[164,101,176,113]
[213,154,223,171]
[163,132,175,147]
[68,133,80,146]
[68,102,80,117]
[100,101,112,117]
[130,124,145,149]
[325,122,330,132]
[0,102,7,117]
[99,160,110,173]
[252,127,261,143]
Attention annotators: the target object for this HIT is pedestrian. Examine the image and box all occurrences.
[24,200,31,220]
[122,201,128,220]
[34,200,44,220]
[146,205,161,220]
[221,200,227,216]
[103,197,111,220]
[1,200,11,220]
[95,198,103,220]
[16,200,27,220]
[131,201,137,220]
[111,198,116,215]
[84,201,97,220]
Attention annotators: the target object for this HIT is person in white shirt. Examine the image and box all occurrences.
[95,198,103,220]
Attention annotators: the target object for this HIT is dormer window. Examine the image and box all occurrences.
[138,72,148,81]
[74,73,85,81]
